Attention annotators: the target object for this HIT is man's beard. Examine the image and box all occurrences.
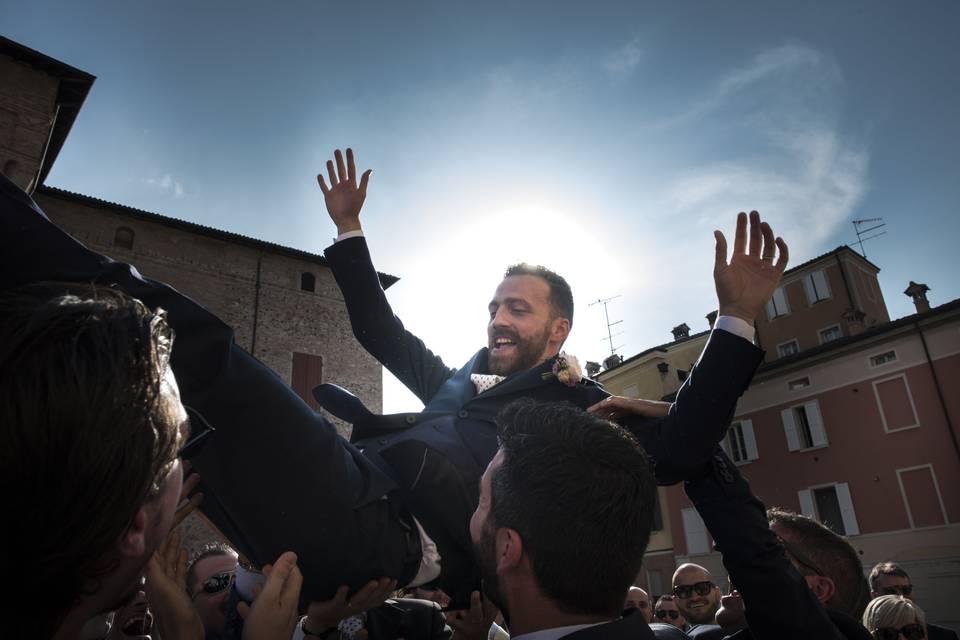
[488,325,551,377]
[474,522,508,621]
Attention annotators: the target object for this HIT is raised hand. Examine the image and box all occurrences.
[587,396,671,424]
[714,211,789,323]
[301,577,397,637]
[317,148,372,235]
[237,551,303,640]
[144,529,205,640]
[446,590,500,640]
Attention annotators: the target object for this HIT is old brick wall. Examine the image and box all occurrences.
[35,190,388,557]
[0,54,59,190]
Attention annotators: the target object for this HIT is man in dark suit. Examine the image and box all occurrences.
[316,148,789,606]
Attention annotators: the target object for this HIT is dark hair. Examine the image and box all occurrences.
[869,562,911,593]
[503,263,574,325]
[656,595,678,608]
[187,542,238,592]
[0,282,179,636]
[490,399,656,617]
[768,508,870,619]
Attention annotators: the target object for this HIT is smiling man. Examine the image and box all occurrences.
[317,147,788,607]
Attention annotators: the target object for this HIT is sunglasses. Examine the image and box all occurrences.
[872,624,925,640]
[776,535,826,577]
[178,406,216,460]
[673,581,716,599]
[881,585,913,597]
[655,610,680,620]
[191,570,235,599]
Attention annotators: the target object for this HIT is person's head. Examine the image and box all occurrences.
[187,543,240,635]
[672,563,720,624]
[487,264,573,376]
[863,595,927,640]
[768,508,871,620]
[624,586,652,623]
[654,595,686,629]
[1,283,186,638]
[870,562,914,600]
[411,583,452,609]
[469,400,655,627]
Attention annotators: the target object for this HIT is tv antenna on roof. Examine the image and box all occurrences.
[852,218,887,259]
[590,296,624,356]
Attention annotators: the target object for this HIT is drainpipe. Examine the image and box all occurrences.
[834,254,856,312]
[250,253,263,356]
[916,321,960,464]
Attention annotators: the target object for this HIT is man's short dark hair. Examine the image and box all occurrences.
[768,508,870,619]
[0,282,179,635]
[490,399,655,617]
[504,263,574,325]
[869,562,910,593]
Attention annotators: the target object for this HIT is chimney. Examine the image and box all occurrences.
[843,308,867,336]
[904,281,931,314]
[705,310,718,329]
[671,323,690,341]
[603,354,623,371]
[585,361,601,378]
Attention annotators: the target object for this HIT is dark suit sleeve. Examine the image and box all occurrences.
[684,450,846,640]
[623,329,764,484]
[325,236,455,404]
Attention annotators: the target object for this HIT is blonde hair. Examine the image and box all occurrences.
[863,595,926,633]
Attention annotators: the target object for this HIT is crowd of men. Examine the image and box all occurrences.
[1,150,956,640]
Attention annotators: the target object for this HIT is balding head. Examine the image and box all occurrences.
[624,586,652,623]
[672,563,720,624]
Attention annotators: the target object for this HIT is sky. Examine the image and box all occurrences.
[4,1,959,412]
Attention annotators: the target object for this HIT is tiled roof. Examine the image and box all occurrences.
[37,186,400,288]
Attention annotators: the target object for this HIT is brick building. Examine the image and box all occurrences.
[0,36,390,427]
[599,248,960,629]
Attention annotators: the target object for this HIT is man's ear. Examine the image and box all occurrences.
[117,506,149,559]
[803,575,836,604]
[551,316,571,345]
[495,528,524,574]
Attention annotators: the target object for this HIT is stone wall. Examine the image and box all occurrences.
[0,53,58,190]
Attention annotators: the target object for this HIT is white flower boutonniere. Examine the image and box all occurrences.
[541,352,583,387]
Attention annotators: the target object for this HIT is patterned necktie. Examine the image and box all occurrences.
[471,373,505,394]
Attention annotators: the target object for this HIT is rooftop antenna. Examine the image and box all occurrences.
[590,295,624,356]
[852,218,887,259]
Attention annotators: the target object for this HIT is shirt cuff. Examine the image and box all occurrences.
[714,315,755,343]
[335,229,365,243]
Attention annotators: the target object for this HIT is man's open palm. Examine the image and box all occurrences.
[317,148,371,235]
[714,211,789,323]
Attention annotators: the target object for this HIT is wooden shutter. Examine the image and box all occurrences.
[782,408,801,451]
[805,401,828,447]
[798,490,816,518]
[835,482,860,535]
[742,419,759,461]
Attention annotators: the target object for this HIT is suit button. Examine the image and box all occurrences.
[458,410,469,419]
[405,415,416,425]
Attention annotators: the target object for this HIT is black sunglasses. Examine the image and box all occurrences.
[191,570,235,599]
[655,610,680,620]
[872,623,925,640]
[674,581,716,599]
[777,535,826,577]
[178,406,215,459]
[881,585,913,597]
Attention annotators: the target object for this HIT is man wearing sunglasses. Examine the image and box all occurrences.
[672,564,721,633]
[868,563,958,640]
[187,543,240,637]
[654,596,689,632]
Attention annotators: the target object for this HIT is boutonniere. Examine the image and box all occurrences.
[541,352,583,387]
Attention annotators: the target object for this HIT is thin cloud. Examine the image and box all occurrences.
[145,174,185,198]
[604,37,644,74]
